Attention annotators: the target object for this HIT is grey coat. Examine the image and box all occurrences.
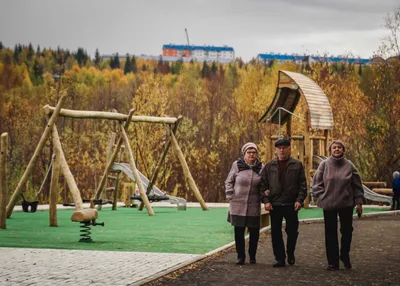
[225,161,263,218]
[312,156,364,210]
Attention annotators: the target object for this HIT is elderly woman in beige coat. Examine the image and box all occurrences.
[225,142,263,265]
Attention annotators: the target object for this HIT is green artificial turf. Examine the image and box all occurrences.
[0,206,388,254]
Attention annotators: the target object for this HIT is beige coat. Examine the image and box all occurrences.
[225,161,263,217]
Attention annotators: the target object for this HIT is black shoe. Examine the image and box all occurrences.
[236,258,245,265]
[287,255,295,265]
[273,261,286,267]
[326,264,339,271]
[340,257,352,269]
[250,257,256,264]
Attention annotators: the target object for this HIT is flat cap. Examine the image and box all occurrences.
[275,137,291,147]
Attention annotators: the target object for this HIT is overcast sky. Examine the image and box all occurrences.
[0,0,398,61]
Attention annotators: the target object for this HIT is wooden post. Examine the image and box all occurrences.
[303,111,311,208]
[98,133,116,211]
[6,95,66,218]
[119,121,154,216]
[169,127,208,210]
[49,150,61,227]
[265,123,272,162]
[94,110,134,201]
[286,117,292,138]
[298,137,305,164]
[0,133,8,229]
[324,129,330,156]
[52,125,84,211]
[112,172,120,211]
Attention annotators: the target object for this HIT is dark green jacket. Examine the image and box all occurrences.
[260,157,307,206]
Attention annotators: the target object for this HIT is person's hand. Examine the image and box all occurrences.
[294,202,302,211]
[264,203,273,211]
[356,204,362,218]
[264,189,270,197]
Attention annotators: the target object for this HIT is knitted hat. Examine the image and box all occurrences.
[275,137,291,147]
[329,139,346,154]
[241,142,258,154]
[394,171,400,179]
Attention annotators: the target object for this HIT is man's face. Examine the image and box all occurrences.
[275,145,291,160]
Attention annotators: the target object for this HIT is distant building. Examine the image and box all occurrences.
[162,44,235,63]
[257,53,371,65]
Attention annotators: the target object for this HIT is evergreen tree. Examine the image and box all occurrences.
[94,48,101,67]
[113,53,120,69]
[13,44,20,63]
[201,61,210,78]
[75,47,88,67]
[27,43,34,61]
[0,41,3,50]
[142,64,147,71]
[31,57,44,85]
[36,45,41,56]
[211,61,217,75]
[131,55,137,73]
[124,54,133,74]
[358,64,363,76]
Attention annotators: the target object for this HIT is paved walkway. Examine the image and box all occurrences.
[0,248,202,286]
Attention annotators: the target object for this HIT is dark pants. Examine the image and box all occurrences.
[323,207,354,266]
[270,206,299,262]
[392,192,400,210]
[234,226,260,259]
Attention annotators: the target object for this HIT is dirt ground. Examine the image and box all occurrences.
[146,213,400,286]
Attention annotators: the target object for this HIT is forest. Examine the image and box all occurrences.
[0,36,399,204]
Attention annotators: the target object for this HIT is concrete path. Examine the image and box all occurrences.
[0,248,202,286]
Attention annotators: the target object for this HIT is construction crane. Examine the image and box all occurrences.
[185,28,191,57]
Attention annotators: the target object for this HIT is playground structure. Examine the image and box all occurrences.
[0,97,208,233]
[259,70,392,207]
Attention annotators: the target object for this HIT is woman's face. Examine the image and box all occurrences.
[244,148,257,164]
[331,143,344,158]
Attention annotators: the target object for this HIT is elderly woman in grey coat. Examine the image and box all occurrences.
[312,140,364,271]
[225,142,263,265]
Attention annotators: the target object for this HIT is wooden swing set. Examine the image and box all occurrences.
[0,96,208,231]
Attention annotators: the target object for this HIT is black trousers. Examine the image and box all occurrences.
[234,226,260,259]
[392,192,400,210]
[270,206,299,262]
[323,207,354,266]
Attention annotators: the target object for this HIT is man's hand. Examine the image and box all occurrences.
[356,204,362,217]
[294,202,302,211]
[264,203,273,211]
[264,189,270,197]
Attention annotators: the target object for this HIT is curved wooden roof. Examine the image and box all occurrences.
[259,70,333,130]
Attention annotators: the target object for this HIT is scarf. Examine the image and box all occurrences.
[237,157,262,174]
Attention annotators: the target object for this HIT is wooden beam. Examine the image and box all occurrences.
[0,133,8,229]
[170,127,208,210]
[43,105,178,124]
[119,120,154,216]
[7,95,66,218]
[303,110,311,208]
[49,150,61,227]
[51,125,84,211]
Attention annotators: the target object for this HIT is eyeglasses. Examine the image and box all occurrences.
[246,151,257,155]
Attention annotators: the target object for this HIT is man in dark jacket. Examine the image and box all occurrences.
[260,138,307,267]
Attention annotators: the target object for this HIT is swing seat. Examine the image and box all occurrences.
[131,194,170,203]
[22,200,39,213]
[63,199,113,207]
